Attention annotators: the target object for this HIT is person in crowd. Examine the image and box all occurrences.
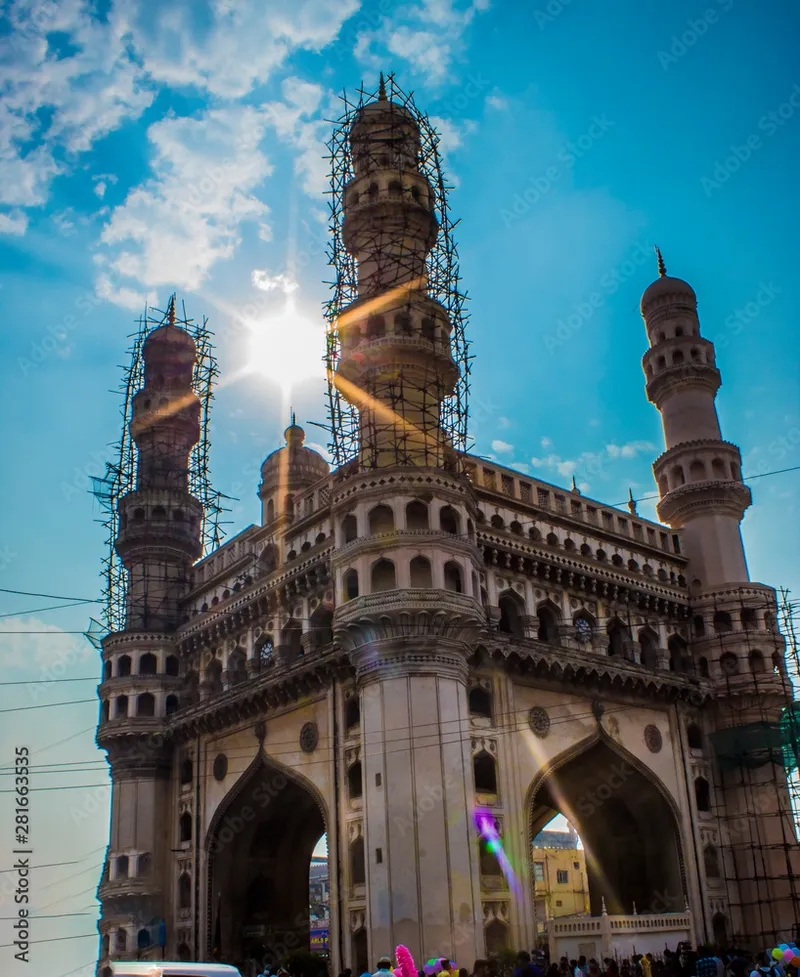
[545,963,559,977]
[605,959,619,977]
[750,952,778,977]
[619,959,632,977]
[438,960,452,977]
[570,960,580,977]
[473,961,489,977]
[558,958,570,977]
[374,958,394,977]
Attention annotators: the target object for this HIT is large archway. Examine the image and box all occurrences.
[528,737,685,916]
[207,756,326,968]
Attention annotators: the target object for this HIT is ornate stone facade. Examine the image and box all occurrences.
[95,95,798,975]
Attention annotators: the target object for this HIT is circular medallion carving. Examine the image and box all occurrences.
[529,707,550,738]
[213,753,228,781]
[645,724,663,753]
[300,722,319,753]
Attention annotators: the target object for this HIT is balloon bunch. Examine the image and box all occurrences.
[770,943,800,967]
[422,959,456,976]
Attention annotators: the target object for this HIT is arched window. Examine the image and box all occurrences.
[672,465,685,486]
[749,650,765,673]
[440,505,460,535]
[711,458,726,478]
[165,654,180,676]
[498,591,525,638]
[479,836,504,878]
[343,569,359,601]
[342,513,358,543]
[720,652,739,676]
[773,651,784,673]
[639,629,659,668]
[118,655,131,677]
[485,919,509,955]
[741,607,757,630]
[102,934,110,957]
[409,556,432,588]
[672,350,685,366]
[406,500,429,530]
[165,694,179,715]
[714,610,733,632]
[473,752,497,793]
[468,686,492,720]
[116,929,127,951]
[698,656,710,677]
[371,559,396,592]
[547,532,559,546]
[102,660,112,681]
[444,561,462,593]
[368,504,394,534]
[116,855,129,878]
[309,605,333,650]
[137,693,155,717]
[765,611,776,631]
[537,603,560,644]
[695,776,711,812]
[153,505,167,519]
[367,314,386,339]
[178,872,191,909]
[350,837,366,885]
[490,513,504,529]
[348,761,363,800]
[137,852,152,877]
[668,634,688,672]
[712,913,728,948]
[139,653,157,676]
[178,942,192,961]
[395,312,413,335]
[179,812,192,843]
[693,614,706,637]
[388,179,402,197]
[116,695,129,718]
[137,928,152,950]
[180,758,193,785]
[101,700,110,722]
[687,723,703,750]
[266,497,275,522]
[420,316,435,341]
[607,620,628,658]
[204,658,223,694]
[345,696,360,731]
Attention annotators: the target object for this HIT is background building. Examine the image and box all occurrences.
[93,77,800,976]
[532,824,590,942]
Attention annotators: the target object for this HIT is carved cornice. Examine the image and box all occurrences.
[330,467,473,511]
[657,480,751,525]
[653,439,742,472]
[479,632,711,706]
[646,363,721,407]
[332,528,479,565]
[102,632,178,654]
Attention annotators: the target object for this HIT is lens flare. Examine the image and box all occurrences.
[474,806,521,896]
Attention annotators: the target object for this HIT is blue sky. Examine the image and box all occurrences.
[1,0,799,973]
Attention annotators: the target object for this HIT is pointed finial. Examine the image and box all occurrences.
[378,72,387,101]
[601,897,608,916]
[571,475,581,495]
[655,245,667,278]
[167,293,176,326]
[627,488,638,515]
[632,901,638,916]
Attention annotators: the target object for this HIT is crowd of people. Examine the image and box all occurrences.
[249,945,798,977]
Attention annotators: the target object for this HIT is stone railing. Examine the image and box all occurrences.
[548,910,694,959]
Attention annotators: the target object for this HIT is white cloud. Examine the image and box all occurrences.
[530,440,656,489]
[261,77,331,196]
[98,105,272,292]
[126,0,360,99]
[355,0,489,85]
[485,92,508,111]
[0,617,93,674]
[252,270,299,294]
[491,439,513,454]
[0,210,29,235]
[540,436,552,449]
[94,181,107,199]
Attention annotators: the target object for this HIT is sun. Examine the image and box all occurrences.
[245,298,327,397]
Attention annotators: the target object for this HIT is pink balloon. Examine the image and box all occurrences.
[784,950,795,963]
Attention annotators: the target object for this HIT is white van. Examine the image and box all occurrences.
[110,964,243,977]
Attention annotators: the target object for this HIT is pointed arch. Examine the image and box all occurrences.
[498,589,525,638]
[638,627,660,668]
[536,599,561,644]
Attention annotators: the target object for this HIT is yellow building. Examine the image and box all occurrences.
[531,846,590,938]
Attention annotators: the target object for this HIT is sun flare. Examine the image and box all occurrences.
[245,298,326,396]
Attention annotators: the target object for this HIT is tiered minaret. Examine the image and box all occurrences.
[641,257,798,945]
[96,297,203,970]
[330,80,486,963]
[641,250,751,589]
[334,77,459,469]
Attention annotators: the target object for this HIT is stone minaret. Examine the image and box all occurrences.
[641,257,798,945]
[332,82,486,964]
[96,297,202,970]
[334,78,459,469]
